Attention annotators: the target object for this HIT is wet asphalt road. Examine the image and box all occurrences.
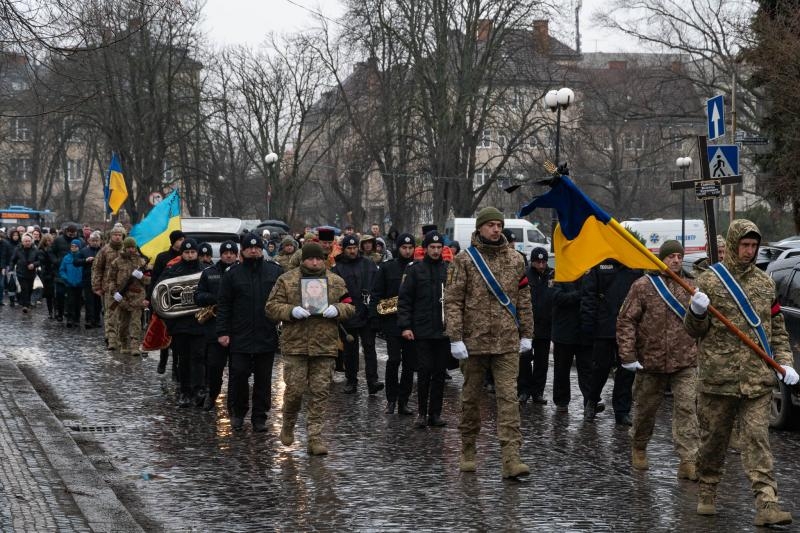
[2,306,800,532]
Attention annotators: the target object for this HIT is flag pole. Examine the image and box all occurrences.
[607,218,784,376]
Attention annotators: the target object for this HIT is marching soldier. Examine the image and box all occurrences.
[216,233,283,432]
[266,242,355,455]
[617,240,699,480]
[108,237,150,356]
[157,238,206,408]
[398,231,450,428]
[92,225,126,349]
[686,220,796,525]
[194,240,239,411]
[445,207,533,479]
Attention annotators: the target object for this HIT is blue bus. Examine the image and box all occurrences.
[0,206,55,229]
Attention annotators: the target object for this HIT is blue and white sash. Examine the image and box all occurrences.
[708,263,773,358]
[647,274,686,320]
[466,246,519,327]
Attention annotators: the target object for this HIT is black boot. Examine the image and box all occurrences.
[414,415,427,428]
[202,395,216,411]
[385,401,396,414]
[584,401,597,421]
[428,414,447,427]
[343,382,357,394]
[397,401,413,416]
[368,381,385,395]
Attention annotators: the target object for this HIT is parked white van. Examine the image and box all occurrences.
[444,218,550,257]
[621,218,707,254]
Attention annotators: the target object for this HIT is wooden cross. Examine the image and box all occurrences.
[670,136,742,264]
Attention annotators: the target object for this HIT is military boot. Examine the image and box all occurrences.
[677,460,698,481]
[397,401,413,416]
[459,440,476,473]
[280,417,296,446]
[631,448,648,470]
[502,458,530,480]
[307,439,328,456]
[384,401,396,415]
[697,484,717,516]
[753,502,792,526]
[584,401,597,421]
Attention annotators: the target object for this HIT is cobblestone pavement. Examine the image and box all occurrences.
[2,305,800,531]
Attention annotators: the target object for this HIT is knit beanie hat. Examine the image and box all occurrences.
[169,230,185,245]
[280,236,297,250]
[396,233,415,249]
[220,240,239,254]
[422,231,444,248]
[198,242,212,256]
[241,233,263,249]
[341,235,359,248]
[70,239,82,247]
[180,238,198,252]
[475,207,504,229]
[658,239,684,260]
[110,223,126,236]
[123,237,137,248]
[302,242,325,261]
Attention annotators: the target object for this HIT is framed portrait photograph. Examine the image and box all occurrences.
[301,277,329,315]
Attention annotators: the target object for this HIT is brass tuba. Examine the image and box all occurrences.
[376,296,398,315]
[152,272,202,319]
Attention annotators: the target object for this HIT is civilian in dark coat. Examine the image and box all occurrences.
[550,277,593,409]
[519,247,554,404]
[75,232,103,328]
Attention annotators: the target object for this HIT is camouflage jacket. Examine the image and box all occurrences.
[444,232,533,355]
[685,219,793,397]
[617,273,697,373]
[265,266,354,357]
[91,241,123,292]
[275,250,298,270]
[108,251,150,312]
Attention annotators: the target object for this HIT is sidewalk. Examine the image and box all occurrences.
[0,354,142,532]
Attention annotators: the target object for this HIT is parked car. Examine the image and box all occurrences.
[181,217,245,260]
[767,256,800,429]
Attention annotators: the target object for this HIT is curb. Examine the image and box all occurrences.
[0,356,144,532]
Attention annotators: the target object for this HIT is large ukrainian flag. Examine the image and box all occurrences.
[105,153,128,215]
[130,190,181,263]
[519,175,665,282]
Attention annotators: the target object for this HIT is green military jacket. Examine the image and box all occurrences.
[265,266,354,357]
[685,219,793,397]
[108,251,149,312]
[91,241,123,292]
[444,232,533,355]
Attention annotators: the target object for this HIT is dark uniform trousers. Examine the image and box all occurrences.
[342,326,379,385]
[518,338,551,397]
[588,338,634,415]
[205,341,229,401]
[552,342,593,406]
[171,334,206,397]
[229,352,275,423]
[83,285,102,325]
[415,338,449,417]
[385,335,416,403]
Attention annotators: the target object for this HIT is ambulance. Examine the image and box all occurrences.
[621,219,707,254]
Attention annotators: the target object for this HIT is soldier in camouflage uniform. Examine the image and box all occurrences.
[359,234,382,265]
[617,240,699,480]
[266,243,355,456]
[92,225,126,350]
[275,236,298,270]
[108,237,150,355]
[685,219,798,526]
[445,207,534,479]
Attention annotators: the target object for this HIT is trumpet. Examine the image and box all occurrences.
[152,272,202,319]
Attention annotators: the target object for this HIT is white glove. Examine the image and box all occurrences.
[690,291,710,315]
[113,292,123,302]
[781,365,799,385]
[450,341,469,360]
[519,337,532,353]
[131,269,144,280]
[622,361,644,372]
[322,305,338,318]
[291,306,311,320]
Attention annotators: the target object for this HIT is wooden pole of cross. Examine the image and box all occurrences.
[670,136,742,264]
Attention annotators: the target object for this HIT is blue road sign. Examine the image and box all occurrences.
[707,95,725,141]
[707,144,739,178]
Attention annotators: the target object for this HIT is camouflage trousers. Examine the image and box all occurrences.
[697,391,779,505]
[459,352,522,462]
[102,291,119,347]
[116,307,143,353]
[282,355,335,440]
[630,367,699,462]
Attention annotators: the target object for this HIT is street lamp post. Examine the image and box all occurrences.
[264,152,278,219]
[676,156,692,249]
[544,88,575,242]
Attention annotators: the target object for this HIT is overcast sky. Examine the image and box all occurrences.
[201,0,640,52]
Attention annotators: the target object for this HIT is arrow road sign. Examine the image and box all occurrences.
[707,144,739,178]
[707,95,725,141]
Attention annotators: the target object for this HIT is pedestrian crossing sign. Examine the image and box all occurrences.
[707,145,739,178]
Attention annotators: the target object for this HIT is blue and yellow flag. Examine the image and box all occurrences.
[104,153,129,215]
[519,175,664,282]
[129,190,181,262]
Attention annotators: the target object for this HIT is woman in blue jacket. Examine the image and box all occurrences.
[58,239,84,328]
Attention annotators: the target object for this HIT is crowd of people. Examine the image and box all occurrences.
[0,210,796,526]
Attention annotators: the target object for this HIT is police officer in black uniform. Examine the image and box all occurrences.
[397,231,450,428]
[519,246,554,404]
[194,240,238,411]
[370,232,417,415]
[152,230,185,378]
[215,234,282,432]
[157,238,206,408]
